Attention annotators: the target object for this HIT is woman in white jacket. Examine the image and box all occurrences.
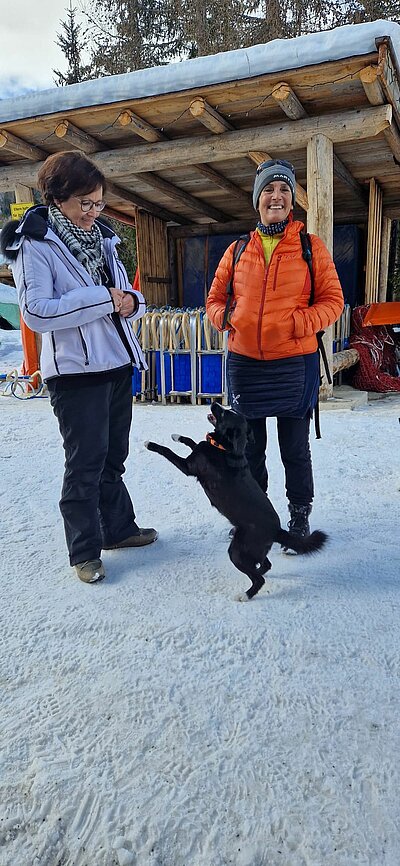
[0,151,157,583]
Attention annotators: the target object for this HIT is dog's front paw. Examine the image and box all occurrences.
[171,434,180,442]
[144,440,155,450]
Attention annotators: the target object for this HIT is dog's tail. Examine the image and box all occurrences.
[276,528,328,555]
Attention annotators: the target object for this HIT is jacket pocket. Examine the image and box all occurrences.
[78,327,89,366]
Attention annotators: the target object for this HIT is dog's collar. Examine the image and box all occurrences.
[206,432,226,451]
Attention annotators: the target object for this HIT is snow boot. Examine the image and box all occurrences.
[74,558,106,583]
[103,522,158,549]
[282,503,312,555]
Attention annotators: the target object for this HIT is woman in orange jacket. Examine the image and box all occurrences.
[206,159,344,547]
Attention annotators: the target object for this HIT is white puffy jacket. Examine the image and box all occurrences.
[2,206,146,381]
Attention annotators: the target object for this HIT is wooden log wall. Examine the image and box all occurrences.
[365,178,383,304]
[135,210,171,306]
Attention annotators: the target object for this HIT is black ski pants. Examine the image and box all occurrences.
[48,368,136,565]
[245,415,314,507]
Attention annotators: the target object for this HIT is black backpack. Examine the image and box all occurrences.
[222,230,332,438]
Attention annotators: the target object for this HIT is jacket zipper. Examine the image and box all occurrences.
[256,242,281,359]
[51,332,60,374]
[78,327,89,365]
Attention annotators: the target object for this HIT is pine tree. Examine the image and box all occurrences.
[54,2,91,85]
[82,0,400,74]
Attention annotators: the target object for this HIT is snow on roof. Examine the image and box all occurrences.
[0,19,399,124]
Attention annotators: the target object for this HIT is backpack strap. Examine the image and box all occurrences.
[300,230,332,439]
[222,234,250,329]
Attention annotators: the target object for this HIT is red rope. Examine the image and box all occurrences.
[349,305,400,392]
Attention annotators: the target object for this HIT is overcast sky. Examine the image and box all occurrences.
[0,0,86,98]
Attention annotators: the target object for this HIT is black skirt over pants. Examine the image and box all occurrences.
[227,351,319,507]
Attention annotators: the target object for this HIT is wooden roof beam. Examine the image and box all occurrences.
[54,119,101,153]
[271,82,308,120]
[127,111,252,204]
[106,180,189,225]
[272,83,367,206]
[0,129,47,161]
[191,163,252,207]
[119,103,252,207]
[0,106,392,193]
[333,154,368,205]
[359,66,400,162]
[189,96,308,211]
[117,109,165,143]
[56,116,221,221]
[138,171,231,222]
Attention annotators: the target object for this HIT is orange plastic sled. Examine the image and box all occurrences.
[363,302,400,326]
[20,315,41,388]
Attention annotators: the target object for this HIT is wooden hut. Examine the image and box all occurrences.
[1,19,400,393]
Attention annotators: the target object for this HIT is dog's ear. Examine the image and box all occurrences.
[246,421,255,445]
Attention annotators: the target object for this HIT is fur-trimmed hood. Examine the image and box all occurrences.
[0,205,117,262]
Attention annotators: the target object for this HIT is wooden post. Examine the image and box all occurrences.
[306,134,334,398]
[365,179,383,304]
[378,216,391,302]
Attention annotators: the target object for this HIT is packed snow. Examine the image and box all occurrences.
[1,329,399,866]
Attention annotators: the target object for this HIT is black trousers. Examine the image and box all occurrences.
[48,368,136,565]
[245,415,314,507]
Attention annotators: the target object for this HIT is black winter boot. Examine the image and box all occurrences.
[283,503,312,554]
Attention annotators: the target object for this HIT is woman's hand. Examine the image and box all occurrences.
[109,287,125,312]
[119,292,137,317]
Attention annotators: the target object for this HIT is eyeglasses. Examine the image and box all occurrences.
[73,197,106,213]
[256,159,295,176]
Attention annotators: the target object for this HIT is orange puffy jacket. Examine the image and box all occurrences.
[206,219,344,361]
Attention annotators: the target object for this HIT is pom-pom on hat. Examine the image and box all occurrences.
[253,159,296,210]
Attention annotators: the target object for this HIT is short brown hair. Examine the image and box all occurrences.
[37,151,107,205]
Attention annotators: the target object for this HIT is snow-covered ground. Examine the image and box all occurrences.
[1,329,400,866]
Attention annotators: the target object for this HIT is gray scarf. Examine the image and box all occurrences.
[48,203,105,284]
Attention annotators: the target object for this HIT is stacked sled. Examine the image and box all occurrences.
[131,307,228,404]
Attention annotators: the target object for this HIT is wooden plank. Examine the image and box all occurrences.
[307,134,334,397]
[365,178,383,304]
[378,216,391,302]
[136,211,170,305]
[15,183,34,204]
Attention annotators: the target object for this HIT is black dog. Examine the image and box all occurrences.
[145,402,327,601]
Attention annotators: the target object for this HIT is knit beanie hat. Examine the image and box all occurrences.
[253,160,296,210]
